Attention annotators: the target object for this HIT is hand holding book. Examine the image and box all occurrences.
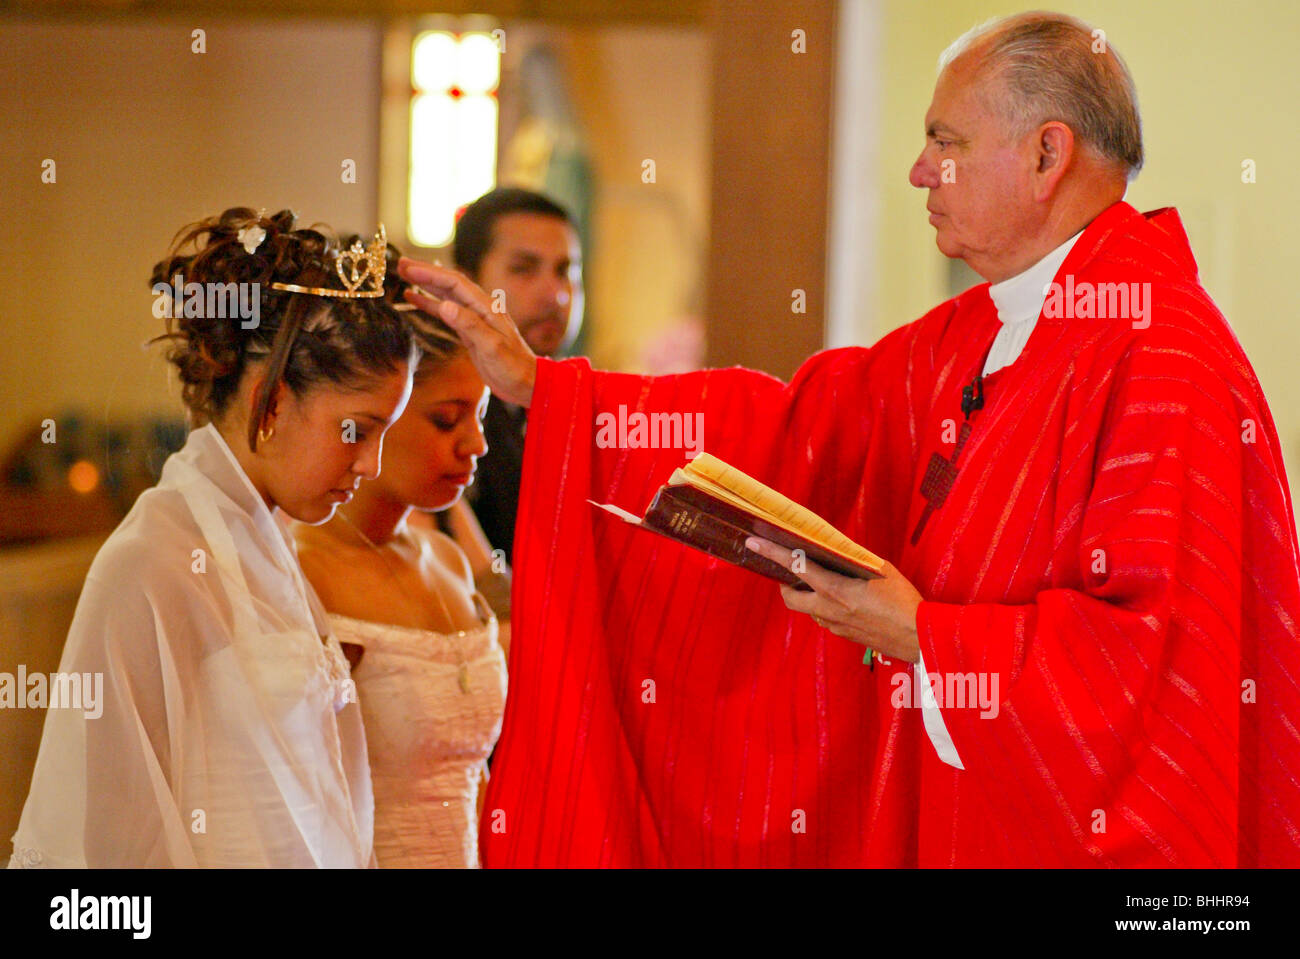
[591,452,920,663]
[743,535,922,665]
[590,452,884,590]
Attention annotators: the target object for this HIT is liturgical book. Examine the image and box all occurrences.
[590,452,884,590]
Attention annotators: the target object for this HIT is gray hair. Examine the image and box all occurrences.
[939,11,1144,179]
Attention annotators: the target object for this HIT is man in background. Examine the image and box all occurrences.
[452,188,583,567]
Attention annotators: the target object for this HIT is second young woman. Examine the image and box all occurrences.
[294,332,507,868]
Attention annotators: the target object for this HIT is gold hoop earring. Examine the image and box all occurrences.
[258,424,275,445]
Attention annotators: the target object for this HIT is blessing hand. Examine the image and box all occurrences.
[744,537,923,663]
[397,257,538,407]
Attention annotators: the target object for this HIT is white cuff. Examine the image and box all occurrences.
[917,649,965,770]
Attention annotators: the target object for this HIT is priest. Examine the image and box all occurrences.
[400,11,1300,867]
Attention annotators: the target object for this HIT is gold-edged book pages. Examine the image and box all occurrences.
[667,452,884,573]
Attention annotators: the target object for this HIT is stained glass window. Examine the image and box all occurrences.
[408,30,500,248]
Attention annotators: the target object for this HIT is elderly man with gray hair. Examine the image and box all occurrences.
[400,12,1300,867]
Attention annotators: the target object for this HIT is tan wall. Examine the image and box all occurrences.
[0,17,382,455]
[873,0,1300,519]
[547,24,713,373]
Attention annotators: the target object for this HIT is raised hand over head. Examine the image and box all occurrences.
[398,256,538,407]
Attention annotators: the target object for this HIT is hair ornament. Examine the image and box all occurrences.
[270,224,388,299]
[238,209,268,255]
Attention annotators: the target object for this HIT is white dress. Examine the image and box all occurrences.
[8,423,374,868]
[331,594,506,868]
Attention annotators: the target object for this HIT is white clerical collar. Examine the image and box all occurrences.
[987,230,1084,326]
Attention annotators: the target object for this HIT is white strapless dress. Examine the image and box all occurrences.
[330,594,506,868]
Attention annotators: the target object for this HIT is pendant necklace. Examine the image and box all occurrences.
[336,510,474,694]
[910,362,987,546]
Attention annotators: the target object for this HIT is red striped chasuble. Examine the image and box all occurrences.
[481,201,1300,867]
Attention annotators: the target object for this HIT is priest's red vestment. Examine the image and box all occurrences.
[480,201,1300,867]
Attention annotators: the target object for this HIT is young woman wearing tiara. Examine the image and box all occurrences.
[293,316,508,868]
[9,208,429,868]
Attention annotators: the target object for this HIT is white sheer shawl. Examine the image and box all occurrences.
[8,424,374,868]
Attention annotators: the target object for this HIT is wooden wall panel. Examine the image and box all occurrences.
[704,0,836,379]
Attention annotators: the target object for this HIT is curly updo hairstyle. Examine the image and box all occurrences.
[151,207,458,452]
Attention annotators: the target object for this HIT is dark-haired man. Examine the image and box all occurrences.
[453,187,582,565]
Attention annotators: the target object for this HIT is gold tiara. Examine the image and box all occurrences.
[269,224,389,299]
